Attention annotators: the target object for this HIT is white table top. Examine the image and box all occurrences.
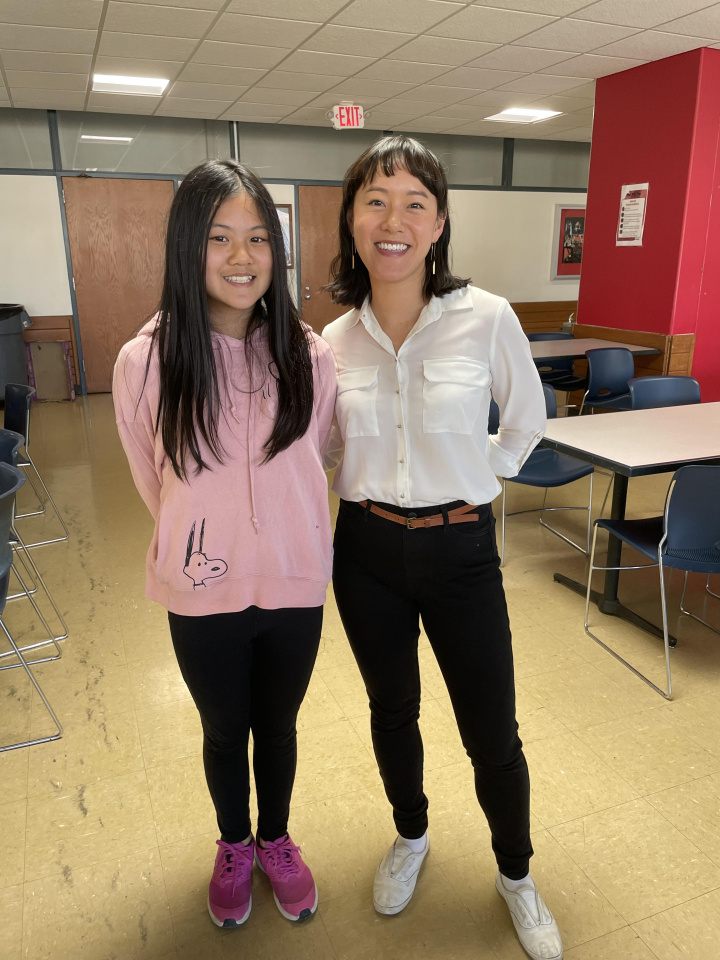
[530,338,661,360]
[541,402,720,477]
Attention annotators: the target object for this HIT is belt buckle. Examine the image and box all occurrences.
[406,512,417,530]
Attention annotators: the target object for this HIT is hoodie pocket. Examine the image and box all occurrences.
[422,358,491,435]
[336,365,380,439]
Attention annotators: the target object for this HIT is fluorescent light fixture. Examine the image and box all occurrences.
[81,135,133,143]
[92,74,168,96]
[484,108,562,124]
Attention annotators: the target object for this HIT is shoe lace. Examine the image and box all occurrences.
[214,840,252,894]
[261,836,302,879]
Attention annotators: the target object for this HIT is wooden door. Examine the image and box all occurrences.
[63,177,174,392]
[298,185,343,334]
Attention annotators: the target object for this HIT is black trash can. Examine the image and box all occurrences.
[0,304,32,393]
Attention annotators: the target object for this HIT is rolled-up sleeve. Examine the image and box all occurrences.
[488,301,546,478]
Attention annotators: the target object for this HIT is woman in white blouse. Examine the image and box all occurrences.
[322,136,561,960]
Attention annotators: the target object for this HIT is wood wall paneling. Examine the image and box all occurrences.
[511,300,578,334]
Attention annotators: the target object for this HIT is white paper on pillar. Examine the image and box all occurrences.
[616,182,649,247]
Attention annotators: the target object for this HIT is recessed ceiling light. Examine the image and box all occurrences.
[81,135,134,143]
[92,74,168,96]
[484,108,562,124]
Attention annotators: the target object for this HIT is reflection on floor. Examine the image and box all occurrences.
[2,394,720,960]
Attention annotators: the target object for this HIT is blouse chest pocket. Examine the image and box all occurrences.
[422,358,492,435]
[336,365,380,439]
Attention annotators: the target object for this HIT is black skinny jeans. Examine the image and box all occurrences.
[167,605,322,844]
[333,499,532,880]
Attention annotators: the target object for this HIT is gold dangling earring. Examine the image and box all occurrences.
[431,242,436,275]
[352,238,356,270]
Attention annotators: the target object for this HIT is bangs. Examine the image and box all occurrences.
[352,135,447,209]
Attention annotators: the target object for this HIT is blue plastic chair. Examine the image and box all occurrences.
[4,383,69,547]
[491,385,612,564]
[629,375,701,410]
[0,462,62,752]
[527,332,588,391]
[584,465,720,700]
[579,348,635,414]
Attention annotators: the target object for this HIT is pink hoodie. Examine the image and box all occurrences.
[112,320,337,616]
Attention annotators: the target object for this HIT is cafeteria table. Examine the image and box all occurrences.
[539,402,720,643]
[530,338,661,361]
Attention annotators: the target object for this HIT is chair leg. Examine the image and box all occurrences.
[583,526,672,699]
[597,471,614,520]
[0,561,63,667]
[537,472,594,555]
[7,541,39,598]
[579,391,588,416]
[707,575,720,601]
[14,467,46,519]
[0,619,63,752]
[679,571,720,635]
[15,453,69,547]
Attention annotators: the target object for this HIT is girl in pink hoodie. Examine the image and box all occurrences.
[113,160,337,929]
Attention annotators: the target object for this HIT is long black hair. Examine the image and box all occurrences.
[326,135,470,307]
[148,159,313,480]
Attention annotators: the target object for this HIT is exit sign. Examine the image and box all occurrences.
[332,104,364,129]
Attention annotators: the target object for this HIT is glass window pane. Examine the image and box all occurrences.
[512,140,590,189]
[407,133,503,186]
[0,108,53,169]
[57,112,231,174]
[238,123,377,181]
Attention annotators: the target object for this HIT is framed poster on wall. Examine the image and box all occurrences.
[551,205,585,279]
[275,203,294,268]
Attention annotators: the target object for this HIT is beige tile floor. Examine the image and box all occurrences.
[2,395,720,960]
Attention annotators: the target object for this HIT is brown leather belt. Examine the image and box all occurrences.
[358,501,480,530]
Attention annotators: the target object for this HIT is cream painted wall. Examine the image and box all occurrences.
[0,175,72,315]
[265,182,298,305]
[448,189,587,303]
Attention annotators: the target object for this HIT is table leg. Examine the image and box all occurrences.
[553,471,677,645]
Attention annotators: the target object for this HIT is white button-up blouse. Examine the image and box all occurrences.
[321,285,547,508]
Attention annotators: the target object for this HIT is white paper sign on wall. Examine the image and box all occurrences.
[331,105,364,129]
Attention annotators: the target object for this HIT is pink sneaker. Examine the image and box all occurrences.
[255,834,318,922]
[207,838,254,928]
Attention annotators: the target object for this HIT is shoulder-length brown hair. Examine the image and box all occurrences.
[325,135,470,308]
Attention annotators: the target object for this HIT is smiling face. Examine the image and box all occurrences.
[351,167,446,294]
[204,192,273,332]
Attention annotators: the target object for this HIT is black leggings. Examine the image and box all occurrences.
[167,605,322,844]
[332,499,532,880]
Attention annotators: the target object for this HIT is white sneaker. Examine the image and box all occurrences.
[495,872,563,960]
[373,836,429,915]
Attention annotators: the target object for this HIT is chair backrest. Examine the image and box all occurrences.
[0,462,25,610]
[663,465,720,573]
[489,385,555,436]
[0,429,24,467]
[3,383,35,446]
[629,375,701,410]
[585,348,635,401]
[526,332,573,341]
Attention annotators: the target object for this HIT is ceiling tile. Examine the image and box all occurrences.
[95,56,184,81]
[657,7,720,40]
[303,25,414,58]
[325,78,416,98]
[178,63,266,84]
[122,0,225,8]
[155,98,231,117]
[429,102,499,119]
[470,1,590,13]
[459,90,545,107]
[192,40,287,69]
[11,88,87,107]
[465,45,575,71]
[277,117,326,125]
[87,95,156,114]
[444,119,506,135]
[220,102,289,119]
[0,0,103,29]
[572,0,716,30]
[208,14,320,47]
[430,66,525,88]
[103,2,216,39]
[240,87,319,106]
[395,116,471,132]
[6,71,88,91]
[527,94,595,111]
[513,18,640,51]
[551,80,595,98]
[497,73,590,93]
[540,53,646,77]
[280,50,377,74]
[227,0,347,19]
[395,83,480,102]
[0,24,96,53]
[0,50,92,73]
[333,0,462,33]
[305,91,386,109]
[388,36,500,65]
[255,70,345,91]
[284,106,332,121]
[364,112,422,128]
[368,98,442,114]
[167,81,247,101]
[593,30,713,59]
[99,32,197,60]
[354,60,452,83]
[540,125,591,139]
[429,6,556,43]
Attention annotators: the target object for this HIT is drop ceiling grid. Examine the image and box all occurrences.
[0,0,718,139]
